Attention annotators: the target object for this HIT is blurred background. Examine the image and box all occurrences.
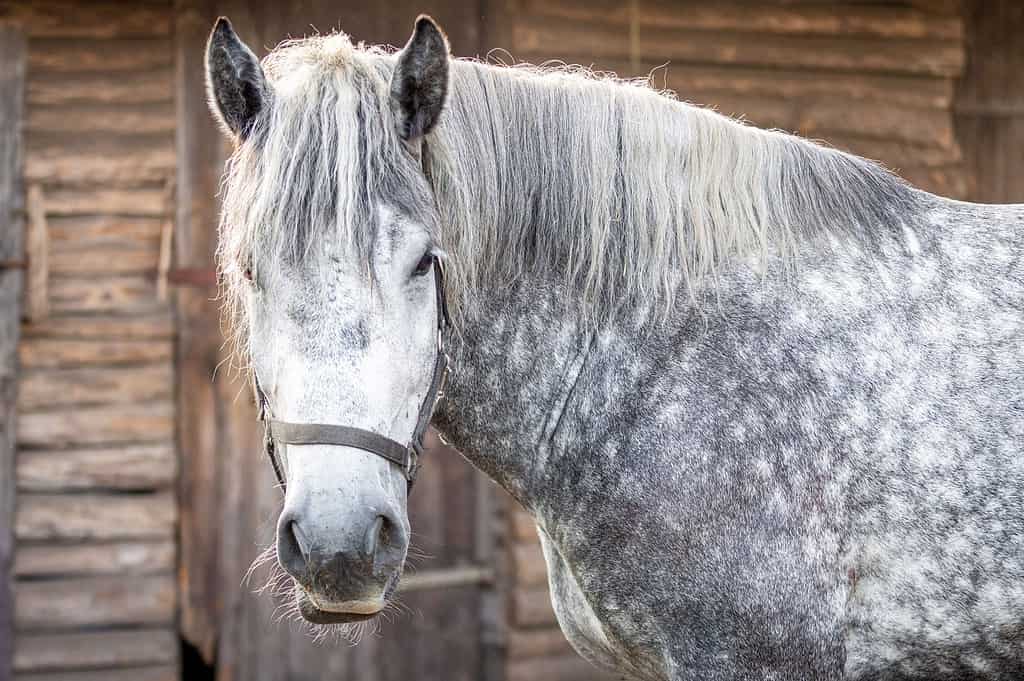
[0,1,1020,680]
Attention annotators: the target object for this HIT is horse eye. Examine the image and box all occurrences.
[413,252,433,277]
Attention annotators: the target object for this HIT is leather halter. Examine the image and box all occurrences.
[253,259,451,491]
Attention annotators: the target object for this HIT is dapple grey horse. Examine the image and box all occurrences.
[205,14,1024,681]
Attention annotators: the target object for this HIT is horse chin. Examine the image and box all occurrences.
[295,586,383,625]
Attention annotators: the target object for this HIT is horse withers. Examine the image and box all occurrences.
[206,14,1024,681]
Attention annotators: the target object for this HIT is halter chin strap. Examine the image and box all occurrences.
[253,258,451,491]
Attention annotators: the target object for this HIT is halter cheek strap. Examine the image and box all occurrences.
[254,259,451,491]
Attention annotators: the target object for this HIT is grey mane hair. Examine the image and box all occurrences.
[217,30,919,343]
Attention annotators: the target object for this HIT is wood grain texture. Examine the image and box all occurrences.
[47,216,163,250]
[522,0,963,40]
[28,39,172,74]
[27,70,173,106]
[18,337,172,368]
[513,16,964,77]
[17,401,174,447]
[15,492,175,541]
[22,313,173,340]
[27,105,175,135]
[0,22,25,681]
[18,365,172,410]
[13,628,177,671]
[14,575,175,630]
[13,540,175,577]
[48,249,158,276]
[48,276,159,314]
[16,443,176,491]
[25,140,175,186]
[41,187,168,217]
[6,2,172,38]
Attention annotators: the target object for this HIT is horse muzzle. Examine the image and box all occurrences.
[277,503,407,623]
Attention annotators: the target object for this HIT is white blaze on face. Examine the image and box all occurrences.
[248,203,441,608]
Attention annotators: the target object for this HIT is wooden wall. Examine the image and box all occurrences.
[492,2,969,679]
[1,2,179,680]
[954,0,1024,203]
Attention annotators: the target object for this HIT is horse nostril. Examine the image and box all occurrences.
[365,515,391,557]
[277,516,308,580]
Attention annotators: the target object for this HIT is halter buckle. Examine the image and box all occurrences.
[407,440,423,481]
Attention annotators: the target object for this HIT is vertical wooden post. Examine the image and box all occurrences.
[954,0,1024,202]
[23,183,47,321]
[0,22,26,681]
[174,0,225,664]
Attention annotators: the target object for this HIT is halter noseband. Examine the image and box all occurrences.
[253,258,451,491]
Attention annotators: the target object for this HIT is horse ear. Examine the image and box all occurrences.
[205,17,269,139]
[390,15,450,143]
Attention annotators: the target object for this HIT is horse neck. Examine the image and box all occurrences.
[432,275,633,516]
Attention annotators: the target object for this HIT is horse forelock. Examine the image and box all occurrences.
[216,29,922,347]
[216,32,435,361]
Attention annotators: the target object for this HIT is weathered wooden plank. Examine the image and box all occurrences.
[41,187,168,217]
[0,22,26,681]
[48,215,163,249]
[28,39,172,74]
[28,70,173,106]
[15,492,175,541]
[14,540,175,577]
[506,627,575,659]
[49,248,158,276]
[48,275,158,314]
[513,17,965,77]
[19,365,172,410]
[7,2,172,39]
[21,313,173,340]
[18,337,173,367]
[25,140,175,186]
[17,443,175,491]
[14,574,175,630]
[512,542,548,587]
[17,401,174,447]
[513,585,558,627]
[14,666,177,681]
[523,0,963,40]
[14,628,177,672]
[27,104,174,135]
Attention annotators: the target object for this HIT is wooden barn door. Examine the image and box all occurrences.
[174,3,504,680]
[0,21,25,681]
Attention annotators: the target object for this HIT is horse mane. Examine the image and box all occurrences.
[217,31,920,330]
